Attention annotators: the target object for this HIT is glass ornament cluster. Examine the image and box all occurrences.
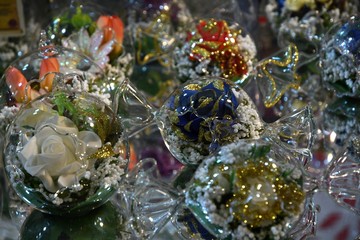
[1,1,360,239]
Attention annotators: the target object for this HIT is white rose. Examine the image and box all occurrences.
[17,114,102,193]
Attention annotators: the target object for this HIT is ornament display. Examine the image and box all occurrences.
[3,88,128,216]
[2,1,360,239]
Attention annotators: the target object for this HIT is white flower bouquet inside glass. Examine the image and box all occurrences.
[3,86,128,216]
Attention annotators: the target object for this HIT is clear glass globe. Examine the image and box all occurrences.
[3,88,128,216]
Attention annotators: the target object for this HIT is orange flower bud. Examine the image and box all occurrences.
[128,143,138,171]
[39,57,60,92]
[97,15,124,58]
[5,67,31,103]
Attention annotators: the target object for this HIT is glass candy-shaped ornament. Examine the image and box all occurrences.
[45,0,134,96]
[173,18,257,85]
[183,139,317,240]
[250,42,333,175]
[3,84,128,216]
[125,0,192,107]
[0,33,111,134]
[301,136,360,219]
[114,76,315,166]
[114,158,183,239]
[320,16,360,147]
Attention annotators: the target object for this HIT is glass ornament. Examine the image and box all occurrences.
[322,136,360,215]
[124,0,191,107]
[126,0,192,66]
[184,139,315,239]
[319,16,360,148]
[3,86,128,216]
[45,1,103,46]
[263,0,359,117]
[114,76,315,166]
[44,1,133,98]
[301,136,360,218]
[173,18,257,85]
[321,16,360,98]
[157,76,264,165]
[0,33,114,135]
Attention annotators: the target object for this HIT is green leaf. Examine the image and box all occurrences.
[71,7,93,30]
[249,144,271,159]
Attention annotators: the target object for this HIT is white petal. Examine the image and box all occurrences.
[97,39,114,59]
[57,167,85,188]
[17,136,39,167]
[90,29,105,54]
[36,169,58,193]
[61,27,90,54]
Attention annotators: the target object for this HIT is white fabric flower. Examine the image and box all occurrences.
[61,27,115,69]
[17,112,102,193]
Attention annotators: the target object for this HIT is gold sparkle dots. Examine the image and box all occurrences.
[227,157,305,228]
[184,83,202,91]
[88,143,115,160]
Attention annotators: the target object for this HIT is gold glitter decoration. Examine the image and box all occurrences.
[184,83,202,91]
[88,143,115,160]
[227,157,305,228]
[212,79,225,91]
[257,43,301,108]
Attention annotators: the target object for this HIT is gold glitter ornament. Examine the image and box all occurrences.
[228,157,305,228]
[186,139,307,239]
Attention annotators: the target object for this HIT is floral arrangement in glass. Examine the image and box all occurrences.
[46,4,133,96]
[3,85,128,216]
[0,40,109,134]
[173,18,257,85]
